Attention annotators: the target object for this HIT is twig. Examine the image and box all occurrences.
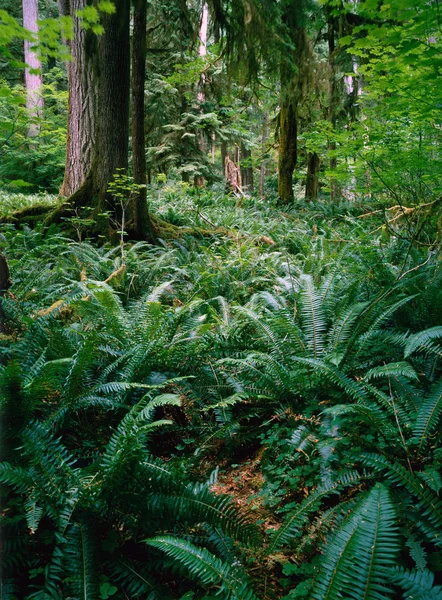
[397,251,433,281]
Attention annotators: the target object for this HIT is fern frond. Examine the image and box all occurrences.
[65,521,99,600]
[357,454,442,537]
[291,357,368,403]
[405,326,442,358]
[312,483,399,600]
[24,495,43,534]
[267,471,364,553]
[299,275,327,359]
[328,301,368,355]
[406,534,427,570]
[106,559,161,598]
[364,361,418,382]
[389,566,442,599]
[322,403,399,442]
[0,463,33,493]
[145,536,259,600]
[146,480,260,546]
[412,378,442,449]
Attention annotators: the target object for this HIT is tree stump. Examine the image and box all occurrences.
[225,156,243,195]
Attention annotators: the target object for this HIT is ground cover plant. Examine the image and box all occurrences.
[1,184,441,599]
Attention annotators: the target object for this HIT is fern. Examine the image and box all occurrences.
[356,453,442,541]
[290,356,368,403]
[312,483,399,600]
[145,536,260,600]
[146,479,260,546]
[364,361,418,382]
[299,274,327,359]
[389,566,442,599]
[412,378,442,449]
[267,471,363,553]
[65,521,99,600]
[404,326,442,358]
[405,534,427,570]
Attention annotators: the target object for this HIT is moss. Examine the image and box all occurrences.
[0,203,54,225]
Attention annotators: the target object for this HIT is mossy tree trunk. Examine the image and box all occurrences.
[53,0,154,241]
[259,111,269,199]
[277,91,297,203]
[305,152,320,200]
[0,252,11,333]
[130,0,155,241]
[327,8,340,202]
[277,14,313,204]
[240,142,254,192]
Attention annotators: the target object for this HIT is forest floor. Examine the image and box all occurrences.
[1,185,441,599]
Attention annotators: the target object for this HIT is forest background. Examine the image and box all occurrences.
[0,1,442,599]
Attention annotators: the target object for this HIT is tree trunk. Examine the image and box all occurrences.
[130,0,154,241]
[305,152,320,200]
[0,252,11,334]
[221,140,228,175]
[277,6,314,204]
[194,1,209,187]
[277,97,297,203]
[59,0,131,238]
[240,142,253,192]
[327,9,340,202]
[260,112,268,199]
[58,0,97,197]
[22,0,43,136]
[211,133,216,164]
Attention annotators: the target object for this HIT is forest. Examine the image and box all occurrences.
[0,0,442,598]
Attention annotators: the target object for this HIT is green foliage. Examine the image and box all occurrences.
[146,536,259,600]
[0,69,67,192]
[1,186,441,598]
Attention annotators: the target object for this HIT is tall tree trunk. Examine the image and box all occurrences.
[278,92,297,203]
[194,1,209,187]
[240,142,253,192]
[55,0,130,239]
[305,152,320,200]
[221,140,228,175]
[22,0,43,136]
[327,9,339,202]
[277,5,313,204]
[211,133,216,164]
[58,0,97,197]
[277,24,308,203]
[0,252,11,334]
[131,0,154,241]
[260,112,268,199]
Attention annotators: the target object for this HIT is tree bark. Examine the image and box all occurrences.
[0,252,11,334]
[277,4,314,204]
[277,94,297,203]
[259,111,269,199]
[22,0,43,136]
[327,9,340,202]
[55,0,132,239]
[305,152,320,200]
[130,0,154,241]
[58,0,97,197]
[194,1,209,187]
[240,142,253,192]
[221,140,228,175]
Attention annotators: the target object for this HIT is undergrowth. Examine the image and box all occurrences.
[1,186,441,599]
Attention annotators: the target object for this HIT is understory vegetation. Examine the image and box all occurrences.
[1,186,442,599]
